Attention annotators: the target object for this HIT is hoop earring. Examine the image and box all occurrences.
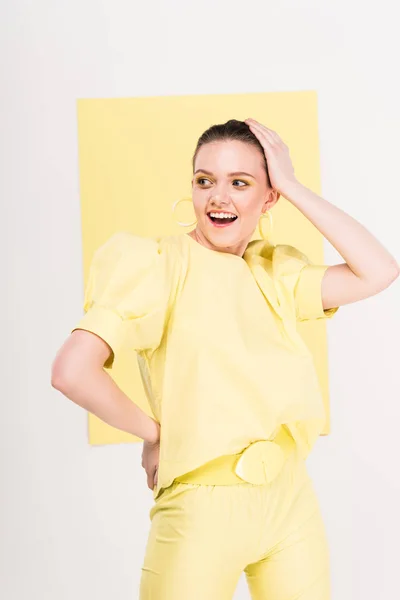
[259,211,273,242]
[172,198,197,227]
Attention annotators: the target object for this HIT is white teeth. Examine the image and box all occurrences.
[209,212,237,219]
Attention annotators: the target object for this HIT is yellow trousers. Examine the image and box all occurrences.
[139,429,330,599]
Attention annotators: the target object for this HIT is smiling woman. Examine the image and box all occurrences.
[52,118,399,600]
[189,123,279,257]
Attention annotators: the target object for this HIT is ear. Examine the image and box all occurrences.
[262,189,280,213]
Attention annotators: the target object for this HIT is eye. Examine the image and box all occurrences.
[232,179,248,187]
[195,177,212,186]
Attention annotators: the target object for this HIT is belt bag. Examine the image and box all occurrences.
[175,425,296,486]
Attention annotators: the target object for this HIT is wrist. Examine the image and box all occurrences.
[280,178,303,202]
[144,418,160,444]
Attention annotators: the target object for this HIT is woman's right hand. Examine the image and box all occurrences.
[141,422,160,490]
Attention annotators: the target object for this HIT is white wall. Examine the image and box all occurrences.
[2,1,399,598]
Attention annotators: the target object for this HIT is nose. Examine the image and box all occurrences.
[210,191,230,207]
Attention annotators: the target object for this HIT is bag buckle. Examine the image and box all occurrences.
[234,440,285,485]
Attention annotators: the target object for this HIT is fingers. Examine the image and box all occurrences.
[142,439,160,489]
[245,119,276,150]
[146,465,159,490]
[245,117,275,136]
[245,118,283,146]
[246,120,276,145]
[146,468,155,489]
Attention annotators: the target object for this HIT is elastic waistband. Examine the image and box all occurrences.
[175,425,296,487]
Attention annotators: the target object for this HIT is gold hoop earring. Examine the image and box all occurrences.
[259,211,273,242]
[172,198,197,227]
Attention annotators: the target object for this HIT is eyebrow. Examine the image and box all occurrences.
[194,169,256,179]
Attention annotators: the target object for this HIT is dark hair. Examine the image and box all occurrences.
[192,119,271,187]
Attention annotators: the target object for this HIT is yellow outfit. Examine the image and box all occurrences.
[72,230,338,599]
[73,231,337,499]
[140,426,330,600]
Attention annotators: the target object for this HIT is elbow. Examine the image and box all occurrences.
[393,261,400,280]
[372,261,400,293]
[51,330,111,394]
[51,348,86,394]
[383,261,400,288]
[51,371,67,393]
[51,359,76,394]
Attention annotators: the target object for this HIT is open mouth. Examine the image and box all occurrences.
[207,211,238,227]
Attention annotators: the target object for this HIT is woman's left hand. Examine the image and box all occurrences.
[245,118,298,197]
[141,433,160,490]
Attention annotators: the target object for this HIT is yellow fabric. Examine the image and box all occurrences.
[139,443,330,599]
[175,424,294,486]
[72,231,339,498]
[74,232,182,366]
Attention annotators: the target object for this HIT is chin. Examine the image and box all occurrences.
[204,225,243,250]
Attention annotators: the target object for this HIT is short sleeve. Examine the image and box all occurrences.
[272,244,339,321]
[71,231,178,366]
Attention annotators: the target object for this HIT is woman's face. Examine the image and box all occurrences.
[191,140,279,255]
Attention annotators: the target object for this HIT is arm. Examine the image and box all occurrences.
[244,118,400,310]
[51,329,160,444]
[283,180,400,310]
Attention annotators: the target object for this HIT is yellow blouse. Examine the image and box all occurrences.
[72,231,338,498]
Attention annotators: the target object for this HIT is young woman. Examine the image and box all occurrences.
[52,118,399,599]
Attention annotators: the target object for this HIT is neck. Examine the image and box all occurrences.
[189,228,249,258]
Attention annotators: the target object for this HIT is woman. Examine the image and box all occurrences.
[51,118,399,599]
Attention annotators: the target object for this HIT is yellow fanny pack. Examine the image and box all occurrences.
[175,425,296,487]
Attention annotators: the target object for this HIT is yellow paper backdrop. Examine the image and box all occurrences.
[76,90,333,445]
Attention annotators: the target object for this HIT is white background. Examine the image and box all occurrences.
[1,1,399,598]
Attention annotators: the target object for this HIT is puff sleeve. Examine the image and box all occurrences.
[273,244,339,321]
[71,232,177,366]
